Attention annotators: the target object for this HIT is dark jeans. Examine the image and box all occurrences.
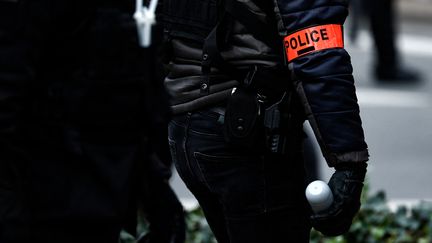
[168,108,311,243]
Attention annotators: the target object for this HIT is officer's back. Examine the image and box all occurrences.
[0,1,161,242]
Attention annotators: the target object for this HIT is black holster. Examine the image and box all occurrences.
[223,85,264,149]
[223,66,303,154]
[264,92,292,154]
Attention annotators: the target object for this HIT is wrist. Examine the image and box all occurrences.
[335,161,367,171]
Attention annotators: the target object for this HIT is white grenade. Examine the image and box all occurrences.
[305,180,334,213]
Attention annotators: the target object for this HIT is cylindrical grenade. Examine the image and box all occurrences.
[305,180,333,213]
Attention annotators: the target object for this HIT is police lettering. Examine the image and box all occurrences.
[284,24,343,61]
[285,27,330,50]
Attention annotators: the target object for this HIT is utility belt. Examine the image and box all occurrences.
[221,66,305,154]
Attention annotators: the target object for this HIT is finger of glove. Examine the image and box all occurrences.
[310,202,351,226]
[312,171,364,236]
[311,182,358,222]
[328,172,364,209]
[311,202,355,236]
[313,217,352,236]
[311,198,361,230]
[315,171,363,216]
[327,192,361,220]
[310,203,343,222]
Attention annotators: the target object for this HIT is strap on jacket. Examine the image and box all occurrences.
[201,0,279,93]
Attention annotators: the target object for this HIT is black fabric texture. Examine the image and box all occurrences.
[0,1,176,242]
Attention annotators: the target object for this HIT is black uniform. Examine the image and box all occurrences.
[0,1,181,242]
[162,0,369,242]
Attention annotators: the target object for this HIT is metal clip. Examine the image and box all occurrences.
[134,0,158,48]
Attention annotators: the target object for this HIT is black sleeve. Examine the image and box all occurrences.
[272,0,369,166]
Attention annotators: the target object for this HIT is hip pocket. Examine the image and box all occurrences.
[193,151,265,216]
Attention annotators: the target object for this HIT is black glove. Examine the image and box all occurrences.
[311,162,367,236]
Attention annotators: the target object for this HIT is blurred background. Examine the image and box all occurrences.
[170,0,432,210]
[341,0,432,208]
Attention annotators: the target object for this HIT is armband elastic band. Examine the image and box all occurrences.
[284,24,344,62]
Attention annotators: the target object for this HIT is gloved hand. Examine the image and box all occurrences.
[311,162,367,236]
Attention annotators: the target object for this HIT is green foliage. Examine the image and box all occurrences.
[183,190,432,243]
[309,190,432,243]
[185,207,217,243]
[121,188,432,243]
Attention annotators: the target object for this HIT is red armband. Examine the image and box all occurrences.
[284,24,344,62]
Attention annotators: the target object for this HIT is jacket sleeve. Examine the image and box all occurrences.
[273,0,369,166]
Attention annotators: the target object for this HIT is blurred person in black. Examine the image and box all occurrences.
[362,0,421,82]
[127,50,186,243]
[0,1,184,243]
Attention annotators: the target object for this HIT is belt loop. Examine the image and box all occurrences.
[243,65,258,88]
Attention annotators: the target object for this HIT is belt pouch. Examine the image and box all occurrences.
[223,86,262,148]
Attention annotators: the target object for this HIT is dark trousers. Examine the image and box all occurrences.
[168,108,311,243]
[364,0,398,69]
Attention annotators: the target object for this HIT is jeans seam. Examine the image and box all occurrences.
[193,152,216,194]
[262,157,268,215]
[171,119,187,129]
[183,113,196,184]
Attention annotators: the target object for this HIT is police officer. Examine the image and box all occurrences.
[163,0,369,242]
[0,0,183,242]
[349,0,420,82]
[362,0,420,82]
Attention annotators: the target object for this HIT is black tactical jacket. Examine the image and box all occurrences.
[162,0,369,166]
